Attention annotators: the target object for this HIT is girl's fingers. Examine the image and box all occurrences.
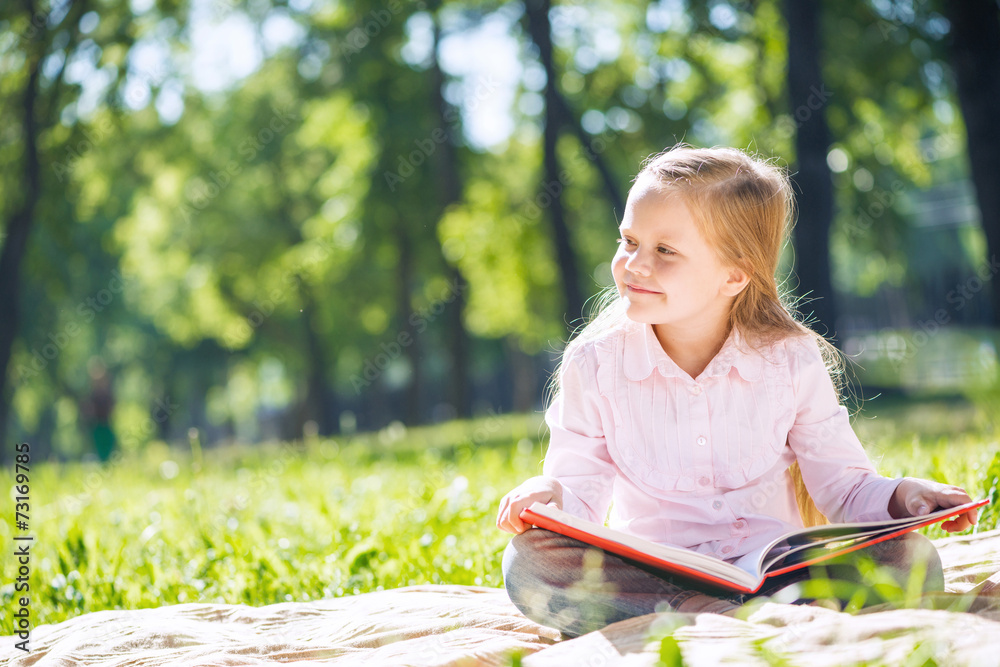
[932,488,973,513]
[496,496,528,534]
[917,486,966,515]
[952,507,977,531]
[943,513,972,532]
[508,507,524,533]
[499,516,522,534]
[935,492,978,531]
[911,494,935,515]
[496,496,509,528]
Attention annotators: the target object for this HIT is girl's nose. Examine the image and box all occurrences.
[625,249,651,275]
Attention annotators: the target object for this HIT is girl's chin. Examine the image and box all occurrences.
[622,304,666,323]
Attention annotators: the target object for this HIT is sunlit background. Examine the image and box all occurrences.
[2,0,999,462]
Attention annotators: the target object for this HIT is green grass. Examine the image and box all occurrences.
[2,400,998,629]
[1,413,546,628]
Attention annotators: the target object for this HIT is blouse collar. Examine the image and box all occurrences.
[621,320,763,382]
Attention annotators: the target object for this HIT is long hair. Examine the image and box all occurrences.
[549,144,837,527]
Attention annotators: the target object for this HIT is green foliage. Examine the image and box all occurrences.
[750,636,795,667]
[645,614,691,667]
[656,633,686,667]
[978,450,1000,532]
[437,152,564,352]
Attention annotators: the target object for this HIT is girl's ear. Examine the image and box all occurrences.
[722,265,750,297]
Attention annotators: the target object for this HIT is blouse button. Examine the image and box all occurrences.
[690,384,703,395]
[697,436,707,446]
[734,520,746,529]
[698,476,711,486]
[712,500,723,510]
[721,545,733,554]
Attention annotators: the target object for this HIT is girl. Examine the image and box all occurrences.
[496,145,979,637]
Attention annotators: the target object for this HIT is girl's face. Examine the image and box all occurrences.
[611,177,746,335]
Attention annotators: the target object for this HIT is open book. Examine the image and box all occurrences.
[519,498,988,594]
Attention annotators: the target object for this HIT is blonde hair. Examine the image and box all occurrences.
[551,144,837,527]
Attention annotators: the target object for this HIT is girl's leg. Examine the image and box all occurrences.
[502,528,745,637]
[751,532,946,609]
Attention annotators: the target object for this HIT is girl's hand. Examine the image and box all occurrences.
[496,476,563,534]
[888,477,978,532]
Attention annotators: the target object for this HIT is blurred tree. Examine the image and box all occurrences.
[784,0,837,336]
[0,0,182,460]
[0,0,91,459]
[428,1,472,419]
[941,0,1000,325]
[818,0,992,332]
[111,55,376,438]
[523,0,586,329]
[320,0,491,426]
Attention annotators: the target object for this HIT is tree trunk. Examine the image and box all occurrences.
[784,0,838,338]
[523,0,585,329]
[396,223,422,424]
[505,337,537,413]
[302,292,337,436]
[429,11,471,418]
[943,0,1000,325]
[0,4,43,459]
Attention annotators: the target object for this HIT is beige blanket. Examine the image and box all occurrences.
[5,529,1000,666]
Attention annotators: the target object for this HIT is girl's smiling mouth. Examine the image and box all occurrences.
[626,283,662,294]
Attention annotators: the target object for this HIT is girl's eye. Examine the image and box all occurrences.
[616,238,674,255]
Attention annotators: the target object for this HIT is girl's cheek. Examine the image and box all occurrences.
[611,253,627,277]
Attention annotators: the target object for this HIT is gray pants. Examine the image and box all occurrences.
[502,528,945,637]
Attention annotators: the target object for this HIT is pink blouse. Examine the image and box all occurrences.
[542,319,904,562]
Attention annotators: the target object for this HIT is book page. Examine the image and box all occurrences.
[757,499,987,575]
[746,499,987,577]
[761,535,872,572]
[731,544,776,579]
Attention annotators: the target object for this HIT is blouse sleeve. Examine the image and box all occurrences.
[541,343,616,524]
[785,335,904,523]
